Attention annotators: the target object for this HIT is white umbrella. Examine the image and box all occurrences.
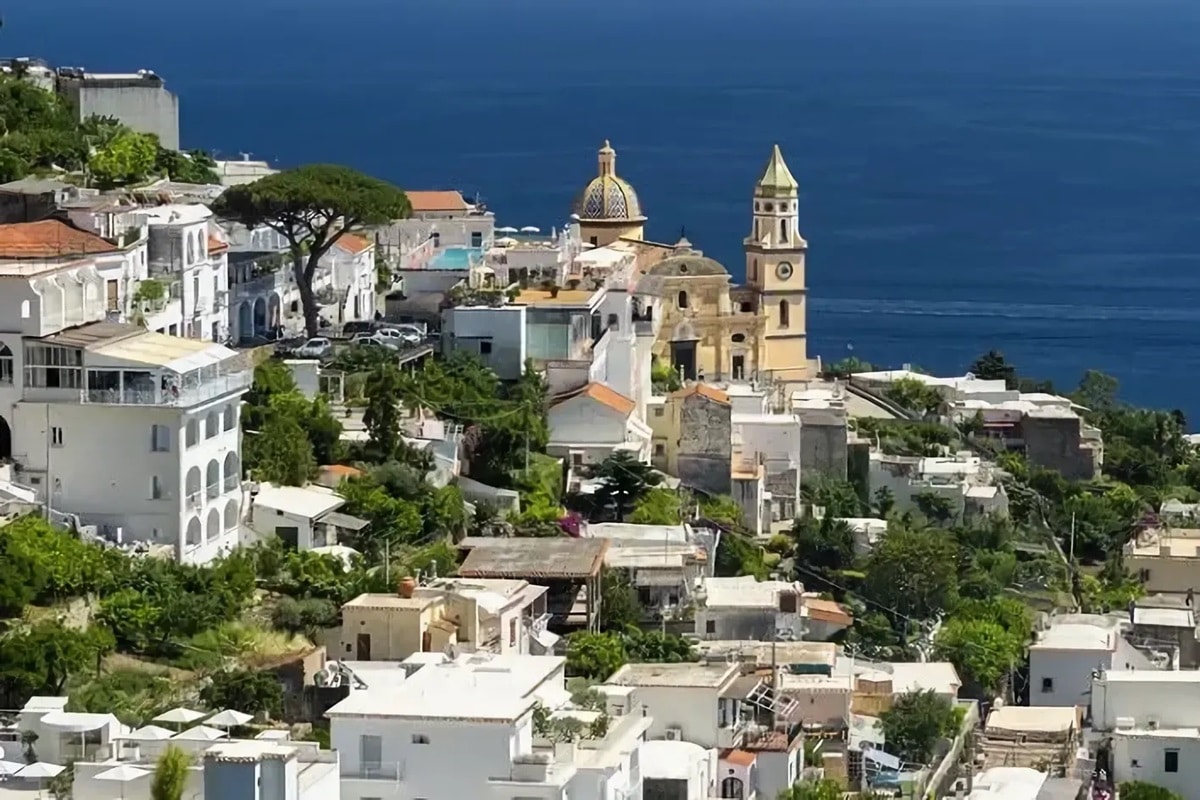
[173,725,227,741]
[0,760,23,775]
[205,709,252,728]
[496,226,518,234]
[519,226,540,233]
[95,765,150,783]
[154,707,206,726]
[123,725,174,741]
[495,237,517,247]
[16,762,64,779]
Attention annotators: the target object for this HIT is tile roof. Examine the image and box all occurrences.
[556,382,636,416]
[208,235,229,253]
[672,383,730,405]
[334,233,373,254]
[0,220,120,259]
[407,190,469,213]
[457,537,608,579]
[721,749,757,767]
[805,597,854,626]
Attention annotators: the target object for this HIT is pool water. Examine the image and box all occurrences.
[429,247,481,270]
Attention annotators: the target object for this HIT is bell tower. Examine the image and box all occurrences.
[744,144,808,381]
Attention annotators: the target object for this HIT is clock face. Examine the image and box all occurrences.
[776,262,794,281]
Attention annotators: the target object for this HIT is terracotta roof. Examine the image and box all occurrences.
[555,382,636,417]
[721,749,757,767]
[805,597,853,627]
[671,383,730,405]
[407,190,469,213]
[320,464,364,477]
[334,233,373,254]
[0,220,119,259]
[208,235,229,253]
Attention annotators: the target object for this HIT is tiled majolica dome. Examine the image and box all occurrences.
[572,140,645,222]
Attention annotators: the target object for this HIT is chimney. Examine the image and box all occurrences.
[399,576,416,598]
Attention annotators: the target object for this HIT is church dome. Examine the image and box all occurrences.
[572,140,645,222]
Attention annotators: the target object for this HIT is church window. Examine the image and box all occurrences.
[754,202,760,211]
[739,301,753,313]
[606,313,619,329]
[780,219,788,241]
[732,333,746,343]
[752,259,758,281]
[764,203,773,212]
[779,300,790,328]
[678,264,688,274]
[754,221,759,240]
[677,291,689,310]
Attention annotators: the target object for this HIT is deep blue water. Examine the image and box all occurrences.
[14,0,1200,416]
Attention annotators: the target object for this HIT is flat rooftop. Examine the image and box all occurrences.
[701,576,799,609]
[696,640,838,668]
[253,483,344,520]
[457,537,608,580]
[514,288,603,308]
[1099,670,1200,683]
[325,653,566,722]
[607,662,737,689]
[1031,619,1118,651]
[342,593,436,612]
[986,706,1078,734]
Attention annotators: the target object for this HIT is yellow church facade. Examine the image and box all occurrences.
[571,141,813,385]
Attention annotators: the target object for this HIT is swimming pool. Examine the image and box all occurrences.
[429,247,481,270]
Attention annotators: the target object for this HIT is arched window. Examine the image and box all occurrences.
[780,219,788,241]
[20,300,30,319]
[0,343,11,385]
[186,419,199,448]
[206,459,220,498]
[677,291,689,310]
[186,233,196,265]
[223,405,236,431]
[606,313,619,330]
[721,777,744,800]
[732,333,746,344]
[753,220,759,240]
[205,410,220,439]
[779,299,790,328]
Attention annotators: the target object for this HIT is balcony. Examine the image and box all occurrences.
[223,473,240,492]
[84,370,253,407]
[205,481,222,500]
[186,492,201,510]
[341,762,403,781]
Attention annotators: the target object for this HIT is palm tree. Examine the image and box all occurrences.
[151,746,191,800]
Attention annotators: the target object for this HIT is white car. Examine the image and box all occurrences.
[350,332,400,350]
[293,337,332,359]
[374,327,422,347]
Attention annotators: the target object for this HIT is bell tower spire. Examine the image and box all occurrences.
[744,144,809,382]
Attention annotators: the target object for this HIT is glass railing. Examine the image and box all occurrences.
[84,370,253,407]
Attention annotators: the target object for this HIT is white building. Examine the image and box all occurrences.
[250,483,367,551]
[547,382,652,466]
[694,576,805,642]
[319,233,378,326]
[327,651,649,800]
[1092,672,1200,799]
[136,205,231,342]
[586,522,718,614]
[441,304,528,379]
[868,450,1008,520]
[1030,614,1159,709]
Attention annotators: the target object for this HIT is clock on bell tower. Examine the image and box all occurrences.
[744,144,809,381]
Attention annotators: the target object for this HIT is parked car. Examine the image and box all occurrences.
[292,337,332,359]
[373,327,422,347]
[342,321,376,336]
[350,332,400,350]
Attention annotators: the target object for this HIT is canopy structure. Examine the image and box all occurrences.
[154,707,206,726]
[205,709,252,728]
[495,226,518,234]
[39,711,116,733]
[519,226,540,233]
[0,760,23,776]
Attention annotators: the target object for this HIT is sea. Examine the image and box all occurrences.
[14,0,1200,417]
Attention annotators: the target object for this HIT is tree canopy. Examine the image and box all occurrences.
[213,165,411,336]
[879,690,959,763]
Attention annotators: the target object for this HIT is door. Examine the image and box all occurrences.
[670,340,697,381]
[356,633,372,660]
[359,734,382,772]
[106,280,119,311]
[732,354,746,380]
[276,526,299,550]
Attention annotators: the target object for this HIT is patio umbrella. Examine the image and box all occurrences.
[205,709,252,728]
[154,707,205,727]
[123,725,174,741]
[15,762,64,779]
[0,760,23,776]
[173,725,227,742]
[496,226,518,234]
[519,226,540,233]
[495,237,518,247]
[95,765,150,784]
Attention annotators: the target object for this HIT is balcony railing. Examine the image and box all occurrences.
[84,370,253,407]
[206,481,222,500]
[341,762,403,781]
[223,474,240,492]
[186,492,201,510]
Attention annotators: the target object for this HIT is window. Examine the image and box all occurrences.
[1041,677,1053,693]
[779,592,798,613]
[151,424,171,452]
[780,219,788,241]
[106,280,119,311]
[411,734,429,745]
[606,313,619,329]
[205,411,219,439]
[1165,749,1179,773]
[431,231,441,248]
[223,405,236,431]
[479,341,493,355]
[677,290,689,310]
[151,476,165,500]
[509,618,518,647]
[24,344,83,389]
[20,299,30,319]
[186,419,199,448]
[0,344,12,384]
[779,299,790,328]
[732,333,746,343]
[654,407,664,417]
[732,354,746,380]
[654,444,665,457]
[471,231,483,248]
[359,735,382,770]
[739,301,753,313]
[51,426,64,447]
[705,619,716,634]
[721,777,745,800]
[589,236,598,246]
[752,258,758,281]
